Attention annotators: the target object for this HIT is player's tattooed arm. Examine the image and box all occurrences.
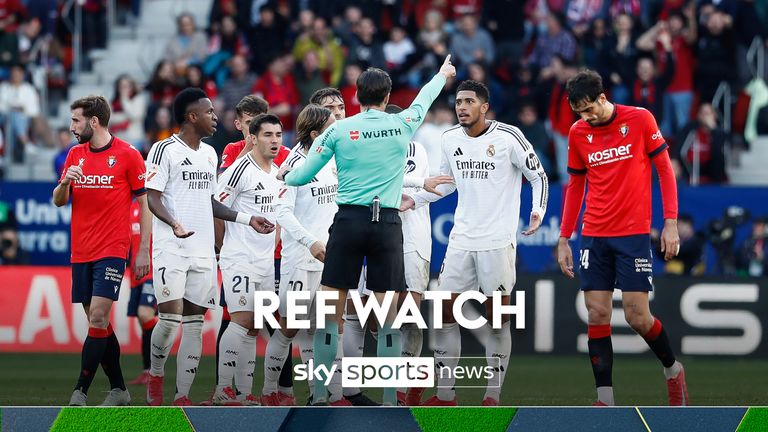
[147,189,195,238]
[210,196,276,234]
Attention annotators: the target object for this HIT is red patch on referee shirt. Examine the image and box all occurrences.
[349,130,360,141]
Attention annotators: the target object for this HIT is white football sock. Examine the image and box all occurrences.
[235,331,256,396]
[484,321,511,401]
[217,321,247,391]
[263,330,292,395]
[175,314,204,399]
[149,313,181,377]
[433,322,461,401]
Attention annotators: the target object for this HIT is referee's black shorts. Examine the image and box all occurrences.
[321,204,406,293]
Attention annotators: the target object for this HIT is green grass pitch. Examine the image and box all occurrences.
[50,408,192,432]
[411,407,517,432]
[737,408,768,432]
[1,354,767,406]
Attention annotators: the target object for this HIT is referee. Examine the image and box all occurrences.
[281,56,456,405]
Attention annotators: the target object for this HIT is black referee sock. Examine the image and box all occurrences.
[101,325,126,391]
[643,318,676,368]
[75,327,109,394]
[587,325,613,387]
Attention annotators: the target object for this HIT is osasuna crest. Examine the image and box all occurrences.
[107,155,117,168]
[486,144,496,157]
[619,124,629,137]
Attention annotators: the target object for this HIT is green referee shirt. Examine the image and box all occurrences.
[285,74,447,209]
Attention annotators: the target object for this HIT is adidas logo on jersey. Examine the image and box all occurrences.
[181,158,192,166]
[454,148,464,157]
[255,182,265,191]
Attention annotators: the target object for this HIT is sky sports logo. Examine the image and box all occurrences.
[294,357,500,389]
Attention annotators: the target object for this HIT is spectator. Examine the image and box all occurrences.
[17,17,42,65]
[252,54,299,142]
[81,0,107,57]
[517,102,553,176]
[466,61,507,115]
[0,25,19,79]
[295,50,326,104]
[204,15,249,87]
[110,74,147,150]
[653,214,705,274]
[163,13,208,75]
[450,14,495,68]
[292,16,344,86]
[348,17,386,69]
[53,126,74,177]
[384,26,415,70]
[412,103,456,175]
[483,0,525,66]
[583,17,609,70]
[674,103,728,184]
[600,12,638,104]
[631,33,674,121]
[146,60,181,105]
[565,0,605,39]
[145,105,176,145]
[219,54,257,109]
[184,64,218,100]
[334,5,363,46]
[0,224,27,265]
[0,64,40,162]
[527,11,577,71]
[248,4,287,74]
[0,0,25,34]
[545,55,579,183]
[695,9,736,103]
[737,217,768,277]
[418,9,448,49]
[339,62,362,116]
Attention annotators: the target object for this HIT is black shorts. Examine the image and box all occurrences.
[127,280,157,316]
[322,205,406,293]
[579,234,654,292]
[71,257,126,304]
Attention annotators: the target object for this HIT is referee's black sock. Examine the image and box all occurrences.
[101,324,126,391]
[643,317,676,368]
[587,325,613,387]
[75,327,109,394]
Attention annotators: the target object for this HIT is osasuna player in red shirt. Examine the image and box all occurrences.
[557,70,689,406]
[53,96,151,406]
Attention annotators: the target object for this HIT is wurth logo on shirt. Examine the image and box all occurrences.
[587,144,633,166]
[349,130,360,140]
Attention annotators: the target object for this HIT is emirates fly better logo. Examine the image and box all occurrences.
[349,130,360,141]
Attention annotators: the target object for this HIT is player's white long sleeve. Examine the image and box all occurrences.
[403,175,425,189]
[526,170,548,217]
[276,186,318,248]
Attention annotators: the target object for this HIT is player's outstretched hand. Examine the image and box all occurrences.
[309,241,326,262]
[439,54,456,79]
[522,211,543,236]
[133,249,150,280]
[557,238,575,278]
[61,165,83,185]
[276,165,292,181]
[423,175,454,196]
[660,219,680,261]
[400,194,416,212]
[172,222,194,238]
[250,216,276,234]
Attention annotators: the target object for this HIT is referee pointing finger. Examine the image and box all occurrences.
[283,55,456,406]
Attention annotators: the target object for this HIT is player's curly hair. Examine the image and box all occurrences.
[296,104,332,150]
[309,88,342,105]
[173,87,208,125]
[70,96,111,126]
[456,80,490,103]
[249,113,283,136]
[567,70,604,106]
[235,95,269,118]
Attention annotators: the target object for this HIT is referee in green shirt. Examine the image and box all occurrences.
[281,56,455,405]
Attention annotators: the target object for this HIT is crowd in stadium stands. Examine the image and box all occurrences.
[1,0,768,271]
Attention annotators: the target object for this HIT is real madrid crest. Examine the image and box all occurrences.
[486,144,496,157]
[619,123,629,137]
[107,155,117,168]
[162,287,171,297]
[239,296,247,306]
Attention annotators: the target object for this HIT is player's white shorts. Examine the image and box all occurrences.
[152,250,217,309]
[220,260,274,313]
[357,252,429,296]
[436,244,516,296]
[278,267,321,326]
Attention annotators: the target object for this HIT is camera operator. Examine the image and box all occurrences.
[651,214,704,275]
[737,217,768,277]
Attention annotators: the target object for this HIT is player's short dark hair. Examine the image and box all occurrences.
[235,95,269,118]
[309,87,343,105]
[70,95,111,126]
[567,70,604,106]
[356,68,392,106]
[249,113,283,136]
[296,104,332,148]
[385,104,403,114]
[456,80,490,103]
[173,87,208,125]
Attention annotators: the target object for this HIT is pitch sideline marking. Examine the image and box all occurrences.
[634,407,652,432]
[734,407,750,431]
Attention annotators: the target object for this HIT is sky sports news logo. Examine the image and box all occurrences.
[294,357,500,389]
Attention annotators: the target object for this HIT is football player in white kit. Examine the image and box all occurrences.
[401,80,549,406]
[145,89,275,406]
[260,104,352,406]
[212,113,285,405]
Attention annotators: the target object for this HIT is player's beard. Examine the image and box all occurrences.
[76,123,94,144]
